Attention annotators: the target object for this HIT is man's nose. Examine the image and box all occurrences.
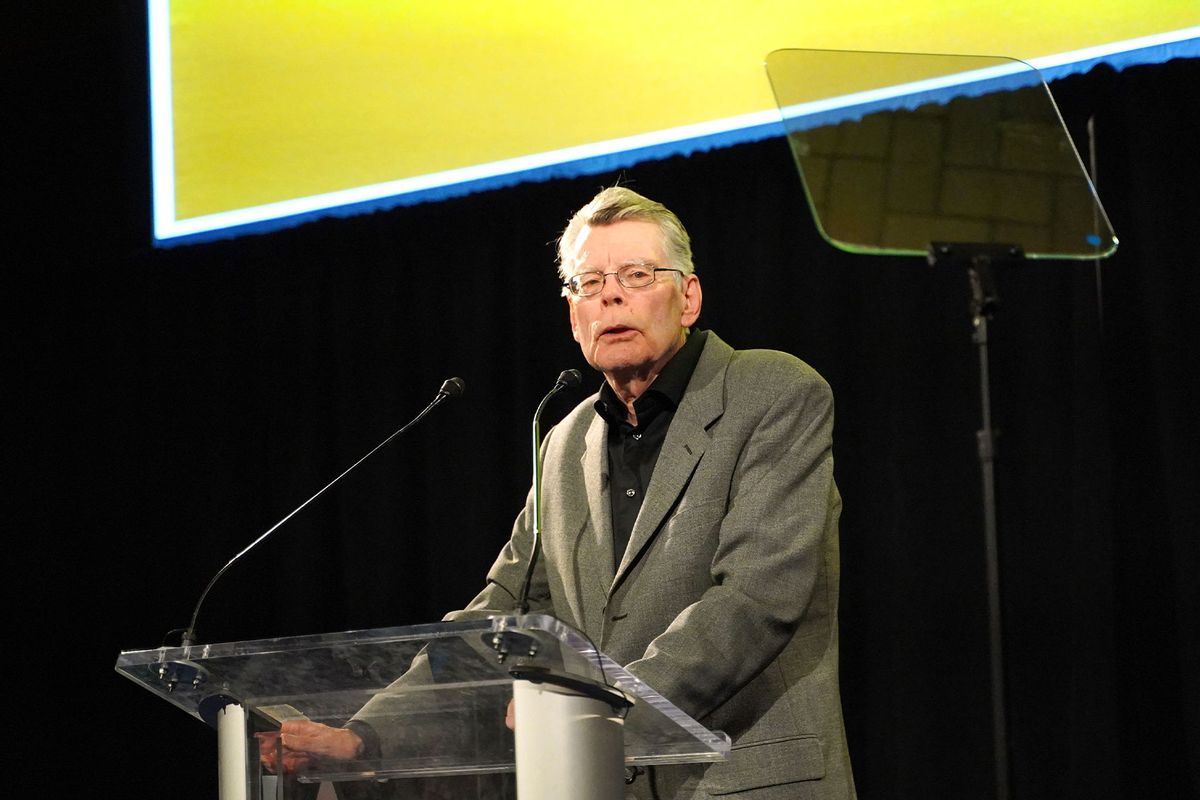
[598,272,626,302]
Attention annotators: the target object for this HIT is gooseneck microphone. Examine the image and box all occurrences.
[517,369,582,614]
[177,377,466,647]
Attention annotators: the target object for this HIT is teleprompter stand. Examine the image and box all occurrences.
[928,241,1024,800]
[116,614,729,800]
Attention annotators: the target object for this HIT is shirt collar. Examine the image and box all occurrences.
[593,329,709,426]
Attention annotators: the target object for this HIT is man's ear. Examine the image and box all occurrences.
[680,274,702,328]
[568,297,582,343]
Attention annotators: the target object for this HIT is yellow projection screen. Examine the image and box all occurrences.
[149,1,1199,244]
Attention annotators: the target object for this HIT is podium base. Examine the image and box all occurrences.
[513,678,625,800]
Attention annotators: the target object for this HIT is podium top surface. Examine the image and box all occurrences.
[116,614,729,779]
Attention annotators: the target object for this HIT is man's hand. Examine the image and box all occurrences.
[257,720,364,774]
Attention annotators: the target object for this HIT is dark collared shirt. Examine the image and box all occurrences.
[594,330,708,572]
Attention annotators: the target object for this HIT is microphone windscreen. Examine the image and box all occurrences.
[557,369,582,388]
[439,377,466,398]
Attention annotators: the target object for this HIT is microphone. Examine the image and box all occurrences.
[517,369,582,613]
[177,377,466,647]
[437,376,465,400]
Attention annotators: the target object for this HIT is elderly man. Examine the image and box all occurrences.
[268,187,856,799]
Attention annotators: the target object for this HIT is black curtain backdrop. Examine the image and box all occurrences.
[14,7,1198,799]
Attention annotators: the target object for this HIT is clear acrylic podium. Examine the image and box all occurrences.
[116,614,730,799]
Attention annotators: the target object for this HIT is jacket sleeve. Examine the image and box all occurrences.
[447,423,561,621]
[446,481,555,620]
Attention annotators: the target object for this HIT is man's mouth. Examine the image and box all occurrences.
[599,325,636,338]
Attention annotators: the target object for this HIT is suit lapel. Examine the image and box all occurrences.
[611,334,732,593]
[575,411,615,633]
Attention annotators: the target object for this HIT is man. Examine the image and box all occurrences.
[268,187,856,799]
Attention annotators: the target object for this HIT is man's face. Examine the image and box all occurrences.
[565,220,701,382]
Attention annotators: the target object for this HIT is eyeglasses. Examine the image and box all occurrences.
[562,262,683,297]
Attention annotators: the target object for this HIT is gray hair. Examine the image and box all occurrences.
[556,187,694,280]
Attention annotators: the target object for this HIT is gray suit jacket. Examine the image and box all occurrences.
[455,333,855,799]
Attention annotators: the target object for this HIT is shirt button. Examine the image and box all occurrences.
[626,489,637,498]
